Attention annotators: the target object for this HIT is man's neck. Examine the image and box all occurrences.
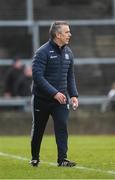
[53,39,64,48]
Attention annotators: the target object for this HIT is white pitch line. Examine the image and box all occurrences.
[0,151,115,176]
[0,152,28,161]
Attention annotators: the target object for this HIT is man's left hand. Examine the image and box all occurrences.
[70,97,79,108]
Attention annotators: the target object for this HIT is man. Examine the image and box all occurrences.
[30,21,79,167]
[15,65,32,97]
[4,56,23,97]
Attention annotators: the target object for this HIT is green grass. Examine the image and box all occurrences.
[0,135,115,179]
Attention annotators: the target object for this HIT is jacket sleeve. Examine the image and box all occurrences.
[32,50,58,97]
[67,53,78,98]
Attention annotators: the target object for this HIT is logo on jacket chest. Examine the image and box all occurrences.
[49,50,58,59]
[49,50,69,60]
[50,55,58,59]
[65,53,69,59]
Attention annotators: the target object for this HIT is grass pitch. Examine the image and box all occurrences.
[0,135,115,179]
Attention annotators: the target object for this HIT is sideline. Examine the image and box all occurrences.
[0,151,115,175]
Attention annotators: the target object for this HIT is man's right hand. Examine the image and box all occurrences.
[54,92,67,104]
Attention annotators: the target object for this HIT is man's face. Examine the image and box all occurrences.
[56,25,72,46]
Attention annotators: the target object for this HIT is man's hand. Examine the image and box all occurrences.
[70,97,79,109]
[54,92,67,104]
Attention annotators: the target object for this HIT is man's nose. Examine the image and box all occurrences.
[69,32,72,37]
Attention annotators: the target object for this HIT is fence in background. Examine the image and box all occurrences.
[0,0,115,108]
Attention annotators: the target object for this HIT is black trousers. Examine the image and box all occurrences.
[31,95,69,163]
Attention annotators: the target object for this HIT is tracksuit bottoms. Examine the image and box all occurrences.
[31,95,69,163]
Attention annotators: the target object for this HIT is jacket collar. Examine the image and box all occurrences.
[49,39,66,51]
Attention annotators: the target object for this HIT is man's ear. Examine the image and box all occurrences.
[55,31,61,39]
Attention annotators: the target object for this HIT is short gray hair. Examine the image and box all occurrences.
[49,21,69,40]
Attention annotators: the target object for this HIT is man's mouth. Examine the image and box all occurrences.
[66,38,70,41]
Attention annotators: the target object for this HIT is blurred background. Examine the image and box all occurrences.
[0,0,115,135]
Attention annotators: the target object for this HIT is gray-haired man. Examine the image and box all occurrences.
[30,21,79,167]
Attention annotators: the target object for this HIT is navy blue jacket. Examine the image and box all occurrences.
[32,40,78,100]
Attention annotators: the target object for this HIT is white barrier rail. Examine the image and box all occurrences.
[0,96,107,107]
[0,58,115,66]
